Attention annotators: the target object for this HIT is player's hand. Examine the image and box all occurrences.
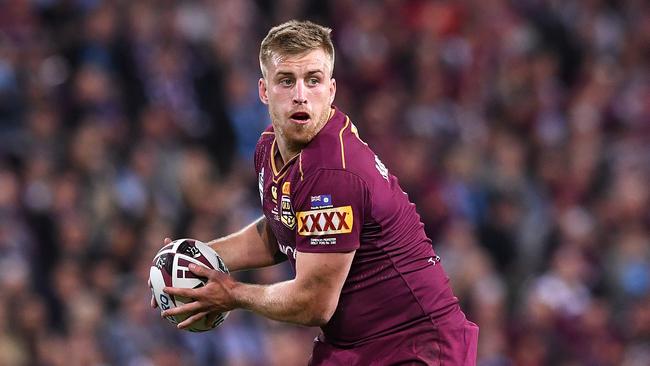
[161,263,237,329]
[150,237,174,309]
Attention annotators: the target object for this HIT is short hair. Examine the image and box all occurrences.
[259,20,335,78]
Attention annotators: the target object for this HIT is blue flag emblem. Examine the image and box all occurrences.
[310,194,333,209]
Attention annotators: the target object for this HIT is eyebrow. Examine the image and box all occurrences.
[306,70,325,75]
[274,69,325,77]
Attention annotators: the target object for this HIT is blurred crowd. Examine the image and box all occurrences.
[0,0,649,365]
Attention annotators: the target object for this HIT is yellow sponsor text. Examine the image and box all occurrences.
[297,206,353,236]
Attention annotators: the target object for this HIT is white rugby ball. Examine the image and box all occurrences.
[149,238,229,332]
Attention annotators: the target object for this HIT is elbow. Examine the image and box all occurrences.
[305,304,336,327]
[306,313,332,327]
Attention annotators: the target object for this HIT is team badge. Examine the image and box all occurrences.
[280,195,296,229]
[297,206,353,236]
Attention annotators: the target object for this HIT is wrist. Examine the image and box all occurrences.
[226,278,247,309]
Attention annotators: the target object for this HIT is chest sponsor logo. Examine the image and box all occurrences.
[297,206,353,236]
[278,242,296,260]
[310,194,333,209]
[280,195,296,229]
[282,182,291,195]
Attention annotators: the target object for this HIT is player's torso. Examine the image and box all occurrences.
[254,109,460,346]
[255,112,377,267]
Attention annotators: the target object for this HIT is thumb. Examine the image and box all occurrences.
[164,237,172,245]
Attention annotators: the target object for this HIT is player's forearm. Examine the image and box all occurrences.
[208,217,284,272]
[230,280,336,327]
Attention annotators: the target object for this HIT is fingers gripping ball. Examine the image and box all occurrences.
[149,239,229,332]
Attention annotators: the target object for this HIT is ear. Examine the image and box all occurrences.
[329,78,337,105]
[259,78,269,105]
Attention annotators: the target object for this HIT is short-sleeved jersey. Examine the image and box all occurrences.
[254,107,459,347]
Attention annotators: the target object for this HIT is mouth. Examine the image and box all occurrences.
[289,112,311,125]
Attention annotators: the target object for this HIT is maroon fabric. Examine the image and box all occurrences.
[254,107,475,355]
[309,307,479,366]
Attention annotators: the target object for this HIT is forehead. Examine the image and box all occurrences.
[267,49,332,76]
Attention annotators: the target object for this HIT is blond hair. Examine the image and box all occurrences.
[259,20,335,78]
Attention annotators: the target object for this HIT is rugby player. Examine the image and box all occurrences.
[158,20,478,365]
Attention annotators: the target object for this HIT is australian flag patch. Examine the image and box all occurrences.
[310,194,333,209]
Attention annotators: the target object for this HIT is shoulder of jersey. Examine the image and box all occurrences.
[259,125,275,140]
[256,126,275,151]
[254,125,275,167]
[300,110,371,179]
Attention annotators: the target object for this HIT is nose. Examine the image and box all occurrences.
[292,81,306,105]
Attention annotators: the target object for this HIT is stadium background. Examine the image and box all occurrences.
[0,0,649,365]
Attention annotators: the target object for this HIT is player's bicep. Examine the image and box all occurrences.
[253,217,285,264]
[294,250,355,314]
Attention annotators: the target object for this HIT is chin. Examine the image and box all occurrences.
[285,129,316,146]
[290,134,314,146]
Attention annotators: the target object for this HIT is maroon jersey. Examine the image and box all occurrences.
[254,107,460,347]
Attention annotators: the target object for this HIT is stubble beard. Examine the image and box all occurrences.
[271,104,331,154]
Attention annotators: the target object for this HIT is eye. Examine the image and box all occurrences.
[279,78,293,87]
[307,77,320,86]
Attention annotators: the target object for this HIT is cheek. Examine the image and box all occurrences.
[269,104,283,122]
[268,87,289,102]
[317,89,333,107]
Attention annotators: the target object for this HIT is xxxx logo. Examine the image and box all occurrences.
[297,206,353,236]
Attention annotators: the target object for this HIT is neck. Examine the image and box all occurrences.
[275,137,302,165]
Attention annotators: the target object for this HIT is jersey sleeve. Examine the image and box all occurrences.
[292,169,368,253]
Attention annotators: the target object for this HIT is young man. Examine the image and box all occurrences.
[159,20,478,365]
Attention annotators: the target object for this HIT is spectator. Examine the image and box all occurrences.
[0,0,648,364]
